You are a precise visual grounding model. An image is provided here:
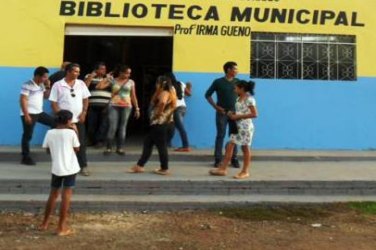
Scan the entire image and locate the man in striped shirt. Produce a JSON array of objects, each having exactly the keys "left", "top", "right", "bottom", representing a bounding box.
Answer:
[{"left": 84, "top": 62, "right": 112, "bottom": 147}]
